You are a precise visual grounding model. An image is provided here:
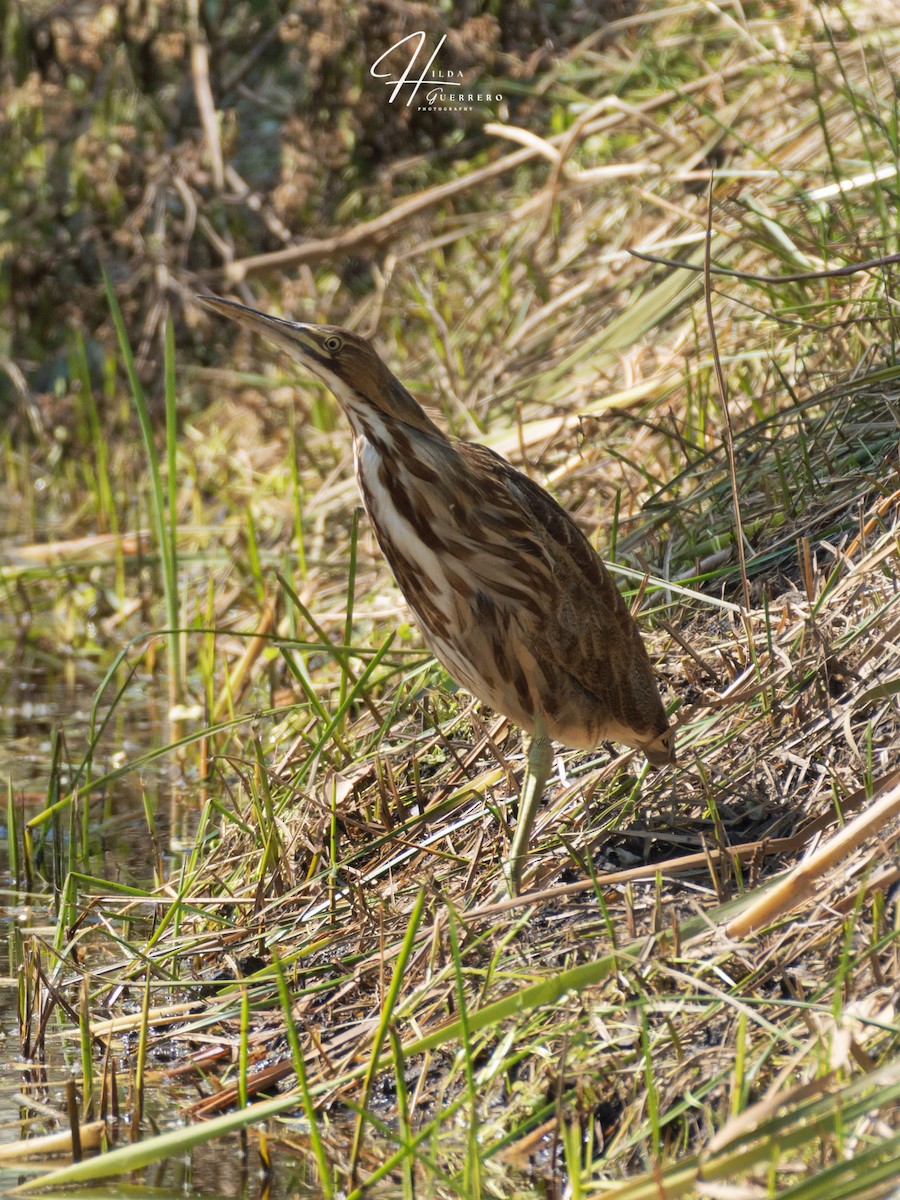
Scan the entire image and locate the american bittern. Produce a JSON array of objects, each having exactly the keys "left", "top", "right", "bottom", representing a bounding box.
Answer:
[{"left": 198, "top": 294, "right": 675, "bottom": 891}]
